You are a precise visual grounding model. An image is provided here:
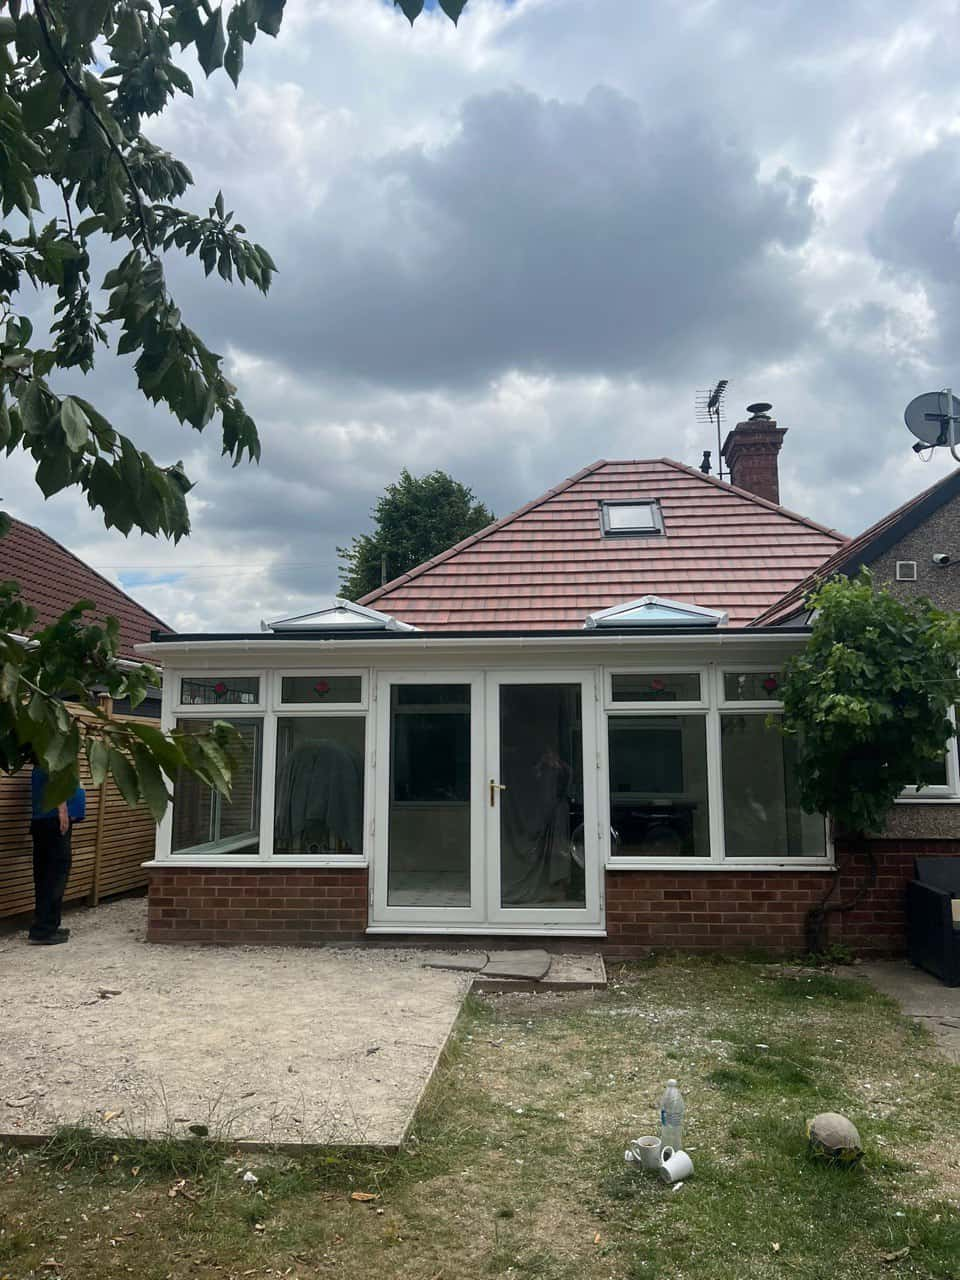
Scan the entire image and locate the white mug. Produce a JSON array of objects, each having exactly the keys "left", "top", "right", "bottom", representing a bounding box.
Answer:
[
  {"left": 659, "top": 1146, "right": 694, "bottom": 1183},
  {"left": 629, "top": 1136, "right": 663, "bottom": 1171}
]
